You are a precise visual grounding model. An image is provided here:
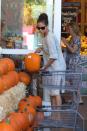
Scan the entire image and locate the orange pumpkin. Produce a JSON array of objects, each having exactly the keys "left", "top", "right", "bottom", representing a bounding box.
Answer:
[
  {"left": 2, "top": 75, "right": 13, "bottom": 90},
  {"left": 20, "top": 105, "right": 36, "bottom": 117},
  {"left": 0, "top": 78, "right": 4, "bottom": 94},
  {"left": 24, "top": 53, "right": 41, "bottom": 73},
  {"left": 18, "top": 71, "right": 31, "bottom": 85},
  {"left": 18, "top": 98, "right": 29, "bottom": 110},
  {"left": 0, "top": 122, "right": 15, "bottom": 131},
  {"left": 19, "top": 105, "right": 36, "bottom": 126},
  {"left": 9, "top": 112, "right": 29, "bottom": 130},
  {"left": 34, "top": 96, "right": 42, "bottom": 107},
  {"left": 7, "top": 71, "right": 19, "bottom": 85},
  {"left": 0, "top": 58, "right": 15, "bottom": 72},
  {"left": 26, "top": 95, "right": 37, "bottom": 108},
  {"left": 4, "top": 116, "right": 20, "bottom": 131},
  {"left": 0, "top": 62, "right": 8, "bottom": 75}
]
